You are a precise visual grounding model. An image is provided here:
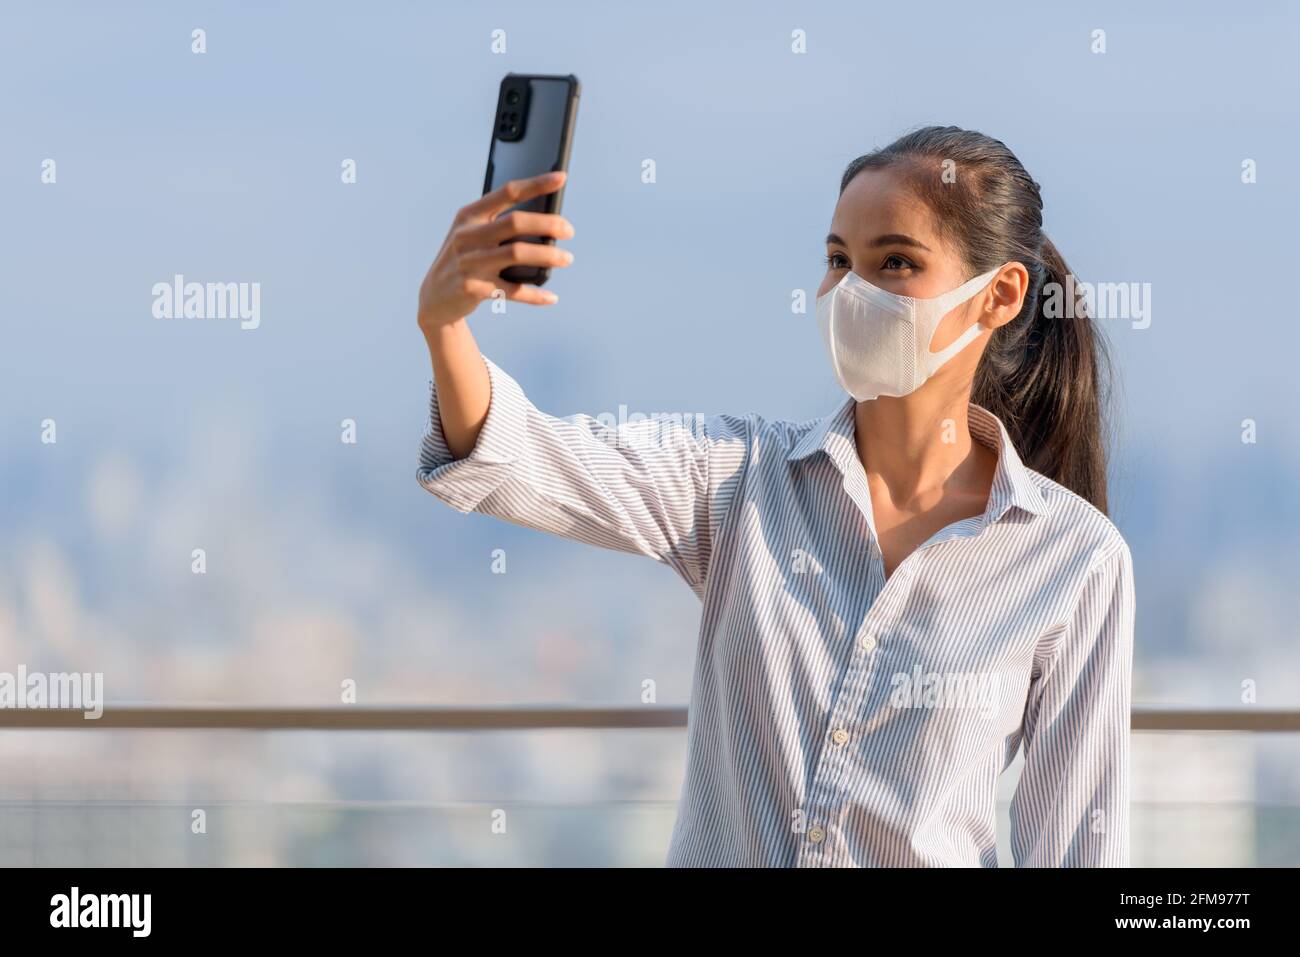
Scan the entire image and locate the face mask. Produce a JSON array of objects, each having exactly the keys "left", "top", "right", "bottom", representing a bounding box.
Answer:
[{"left": 816, "top": 265, "right": 1003, "bottom": 401}]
